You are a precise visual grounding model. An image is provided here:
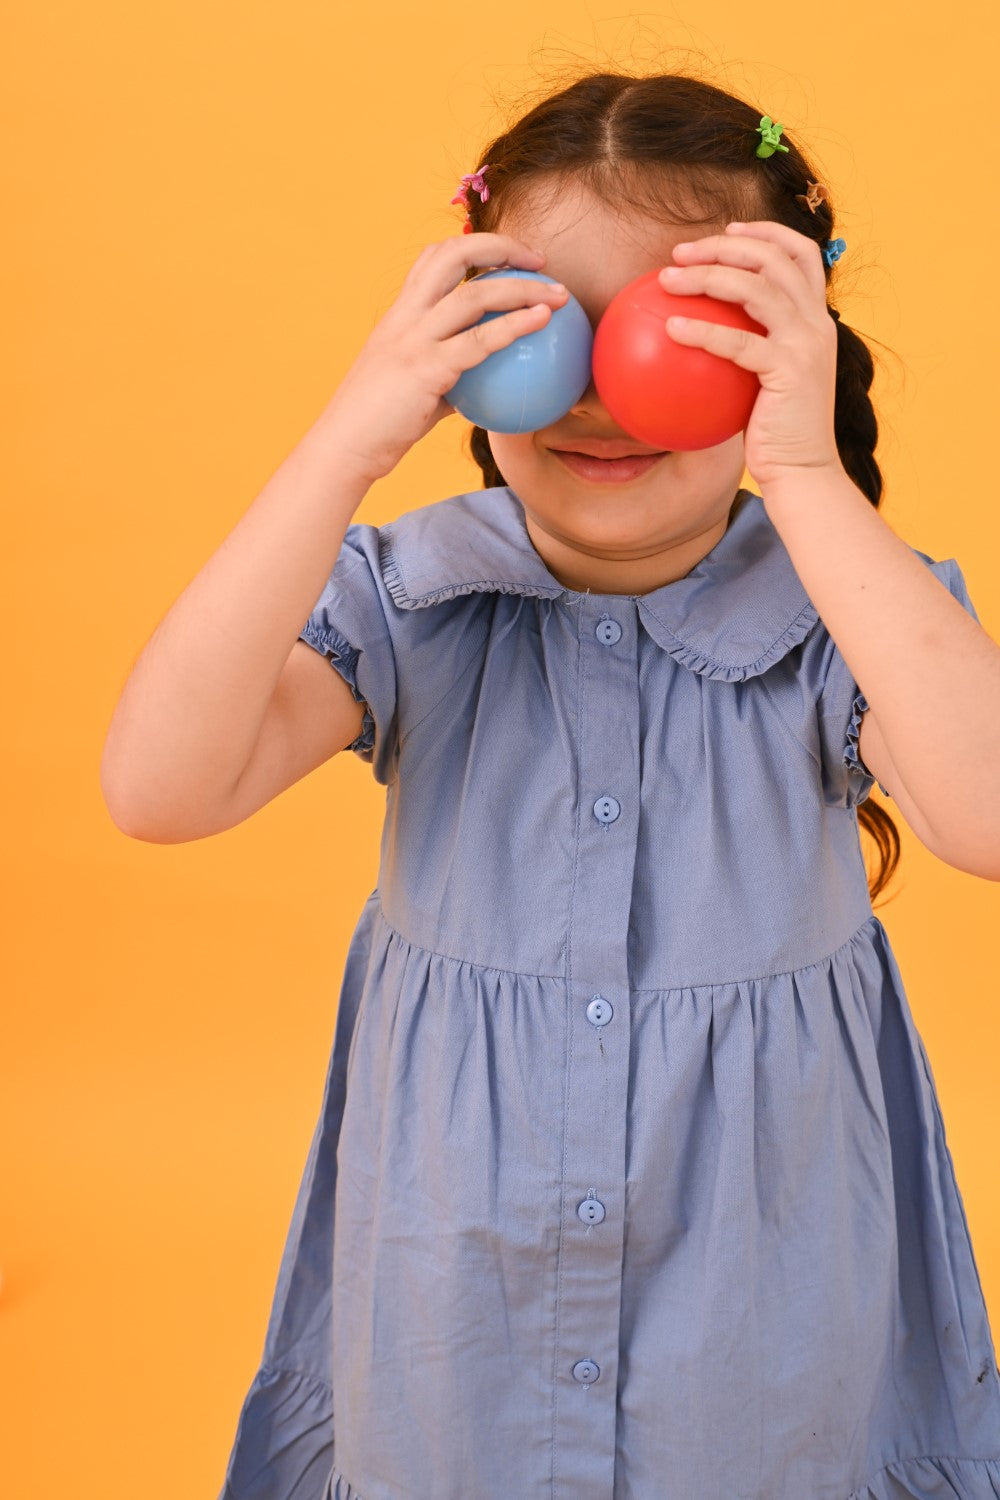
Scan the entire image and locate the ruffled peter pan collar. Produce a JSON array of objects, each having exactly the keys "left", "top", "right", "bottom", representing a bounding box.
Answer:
[{"left": 378, "top": 484, "right": 821, "bottom": 682}]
